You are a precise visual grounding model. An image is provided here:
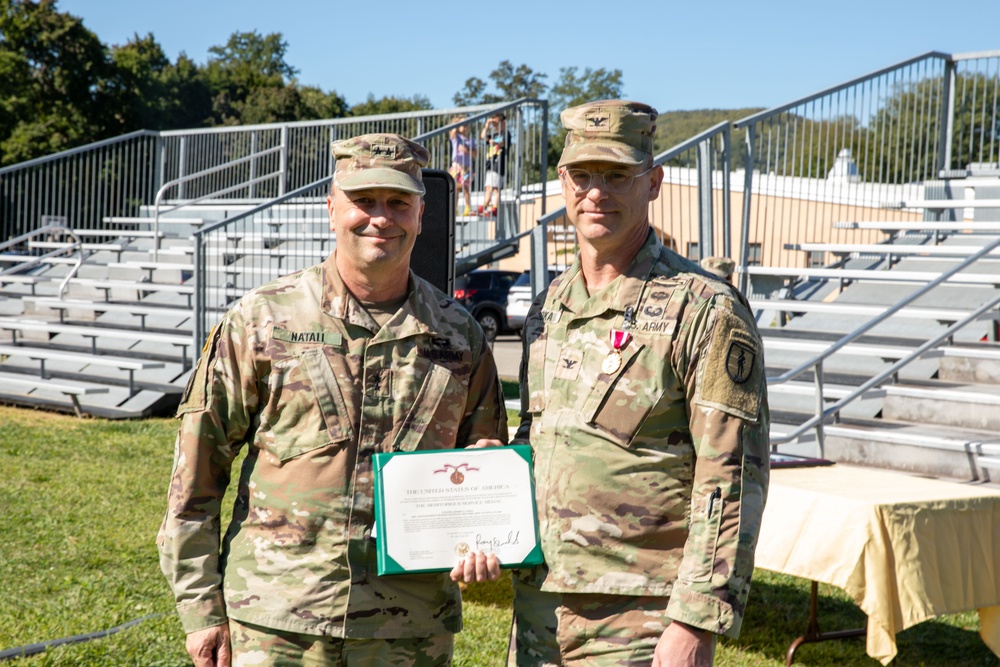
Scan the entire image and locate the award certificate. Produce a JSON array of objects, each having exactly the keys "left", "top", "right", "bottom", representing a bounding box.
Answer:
[{"left": 373, "top": 445, "right": 542, "bottom": 575}]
